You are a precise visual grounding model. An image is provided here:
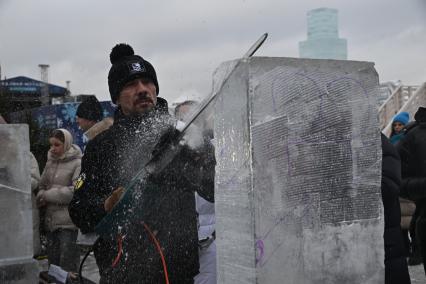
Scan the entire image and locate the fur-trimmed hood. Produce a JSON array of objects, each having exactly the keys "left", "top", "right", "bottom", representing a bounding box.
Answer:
[{"left": 84, "top": 117, "right": 114, "bottom": 141}]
